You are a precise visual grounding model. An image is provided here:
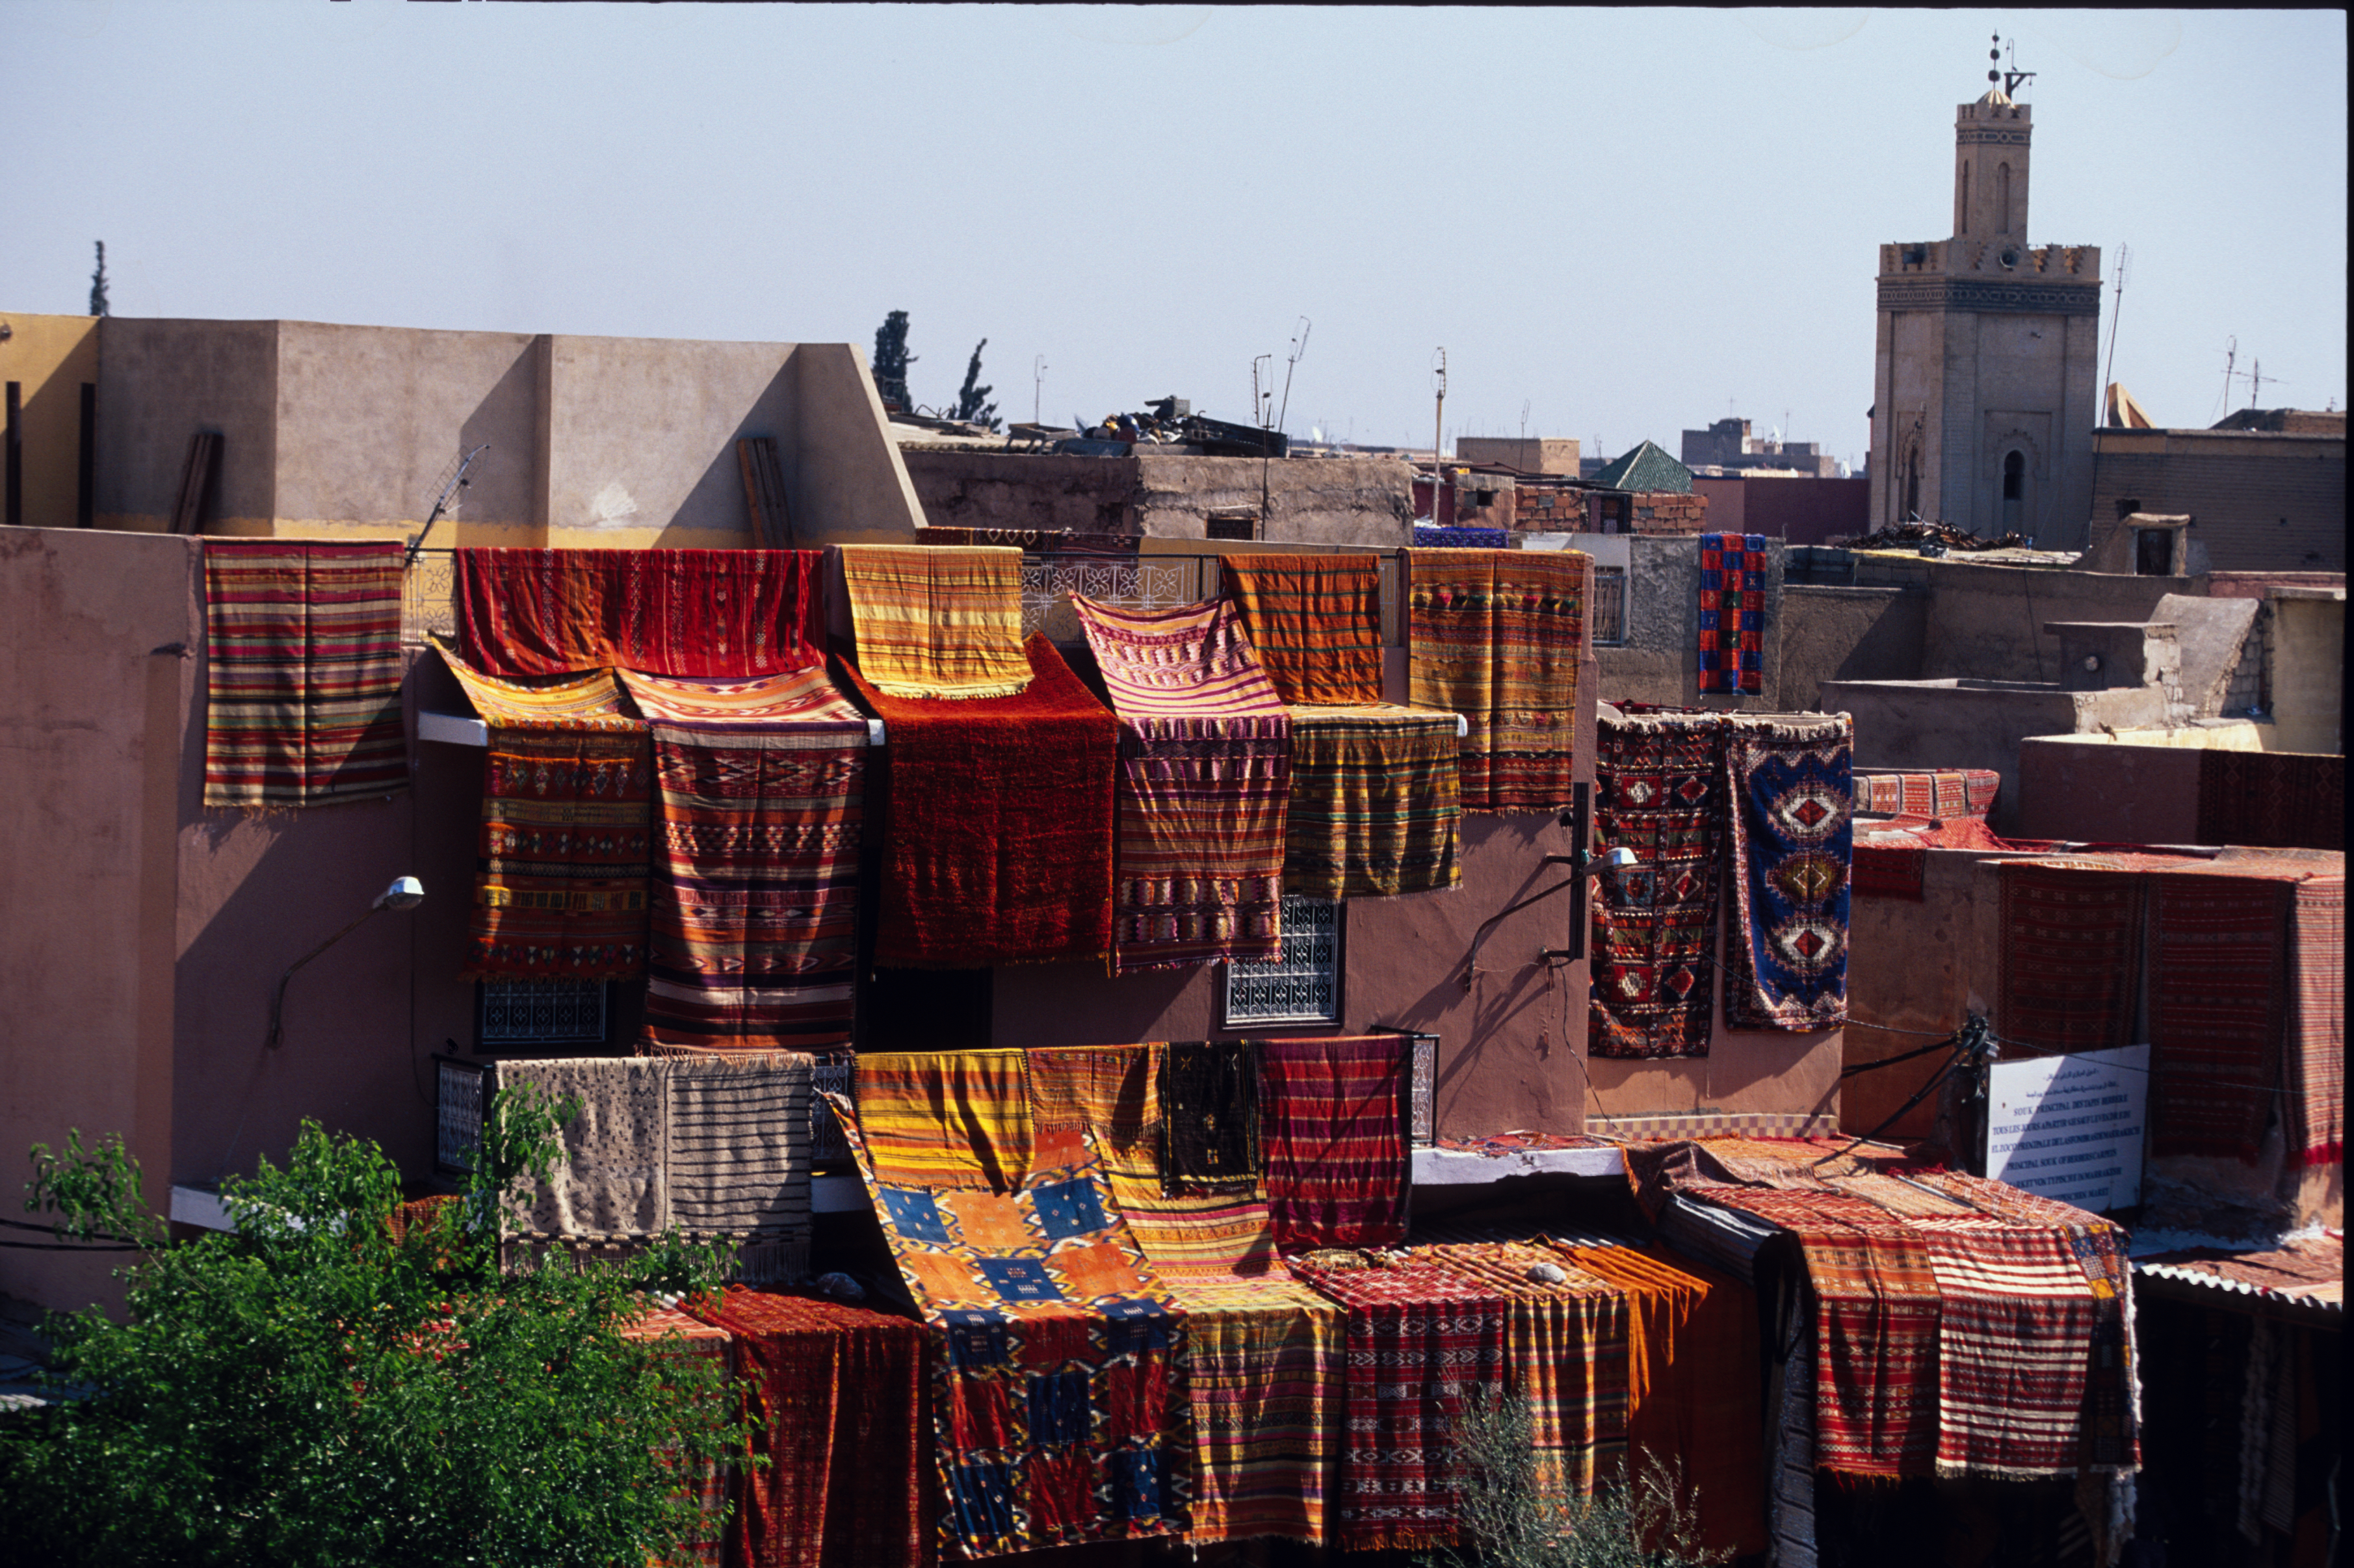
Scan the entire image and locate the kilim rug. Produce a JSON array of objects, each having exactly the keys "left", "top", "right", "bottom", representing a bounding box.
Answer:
[
  {"left": 2285, "top": 876, "right": 2344, "bottom": 1167},
  {"left": 1911, "top": 1220, "right": 2099, "bottom": 1479},
  {"left": 202, "top": 539, "right": 408, "bottom": 807},
  {"left": 2147, "top": 872, "right": 2292, "bottom": 1164},
  {"left": 1160, "top": 1040, "right": 1261, "bottom": 1197},
  {"left": 620, "top": 666, "right": 868, "bottom": 1053},
  {"left": 1071, "top": 597, "right": 1290, "bottom": 974},
  {"left": 1410, "top": 526, "right": 1511, "bottom": 549},
  {"left": 2196, "top": 748, "right": 2345, "bottom": 852},
  {"left": 1029, "top": 1042, "right": 1342, "bottom": 1546},
  {"left": 1851, "top": 837, "right": 1928, "bottom": 900},
  {"left": 454, "top": 547, "right": 824, "bottom": 678},
  {"left": 1218, "top": 553, "right": 1384, "bottom": 706},
  {"left": 664, "top": 1053, "right": 815, "bottom": 1285},
  {"left": 839, "top": 544, "right": 1032, "bottom": 699},
  {"left": 1259, "top": 1036, "right": 1411, "bottom": 1252},
  {"left": 1722, "top": 716, "right": 1852, "bottom": 1032},
  {"left": 844, "top": 634, "right": 1118, "bottom": 968},
  {"left": 854, "top": 1050, "right": 1035, "bottom": 1192},
  {"left": 1287, "top": 1254, "right": 1507, "bottom": 1552},
  {"left": 1855, "top": 768, "right": 2000, "bottom": 820},
  {"left": 618, "top": 1301, "right": 735, "bottom": 1568},
  {"left": 685, "top": 1287, "right": 930, "bottom": 1568},
  {"left": 828, "top": 1097, "right": 1195, "bottom": 1559},
  {"left": 491, "top": 1056, "right": 670, "bottom": 1239},
  {"left": 1549, "top": 1240, "right": 1768, "bottom": 1560},
  {"left": 1589, "top": 714, "right": 1723, "bottom": 1059},
  {"left": 1997, "top": 864, "right": 2147, "bottom": 1056},
  {"left": 1420, "top": 1242, "right": 1629, "bottom": 1508},
  {"left": 1696, "top": 533, "right": 1766, "bottom": 696},
  {"left": 1693, "top": 1188, "right": 1940, "bottom": 1479},
  {"left": 442, "top": 647, "right": 652, "bottom": 980},
  {"left": 1407, "top": 547, "right": 1589, "bottom": 813},
  {"left": 1283, "top": 703, "right": 1461, "bottom": 898}
]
